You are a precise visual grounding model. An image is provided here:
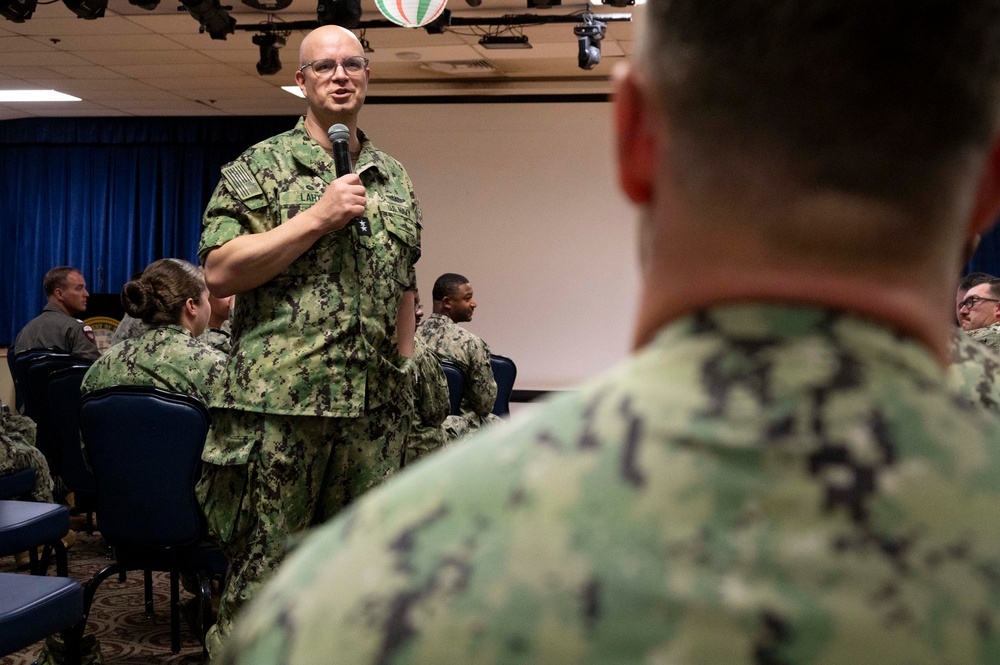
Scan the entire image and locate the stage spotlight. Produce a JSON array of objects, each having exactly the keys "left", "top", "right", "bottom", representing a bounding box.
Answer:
[
  {"left": 62, "top": 0, "right": 107, "bottom": 19},
  {"left": 317, "top": 0, "right": 361, "bottom": 28},
  {"left": 0, "top": 0, "right": 37, "bottom": 22},
  {"left": 573, "top": 17, "right": 606, "bottom": 70},
  {"left": 181, "top": 0, "right": 235, "bottom": 40},
  {"left": 253, "top": 32, "right": 284, "bottom": 76}
]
